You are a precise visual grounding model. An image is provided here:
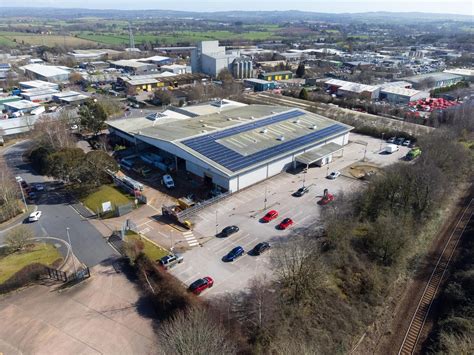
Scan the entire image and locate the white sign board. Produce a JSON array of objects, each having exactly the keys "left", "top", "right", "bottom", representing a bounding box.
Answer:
[{"left": 102, "top": 201, "right": 112, "bottom": 212}]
